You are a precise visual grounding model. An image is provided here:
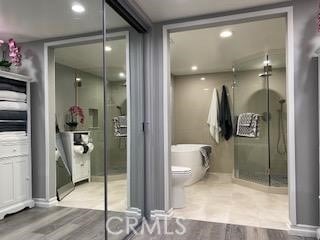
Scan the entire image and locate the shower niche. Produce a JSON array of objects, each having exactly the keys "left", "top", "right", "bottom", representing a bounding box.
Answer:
[{"left": 233, "top": 51, "right": 287, "bottom": 188}]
